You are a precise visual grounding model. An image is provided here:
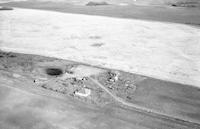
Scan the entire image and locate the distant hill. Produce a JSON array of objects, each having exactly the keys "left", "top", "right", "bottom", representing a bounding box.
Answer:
[{"left": 135, "top": 0, "right": 200, "bottom": 7}]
